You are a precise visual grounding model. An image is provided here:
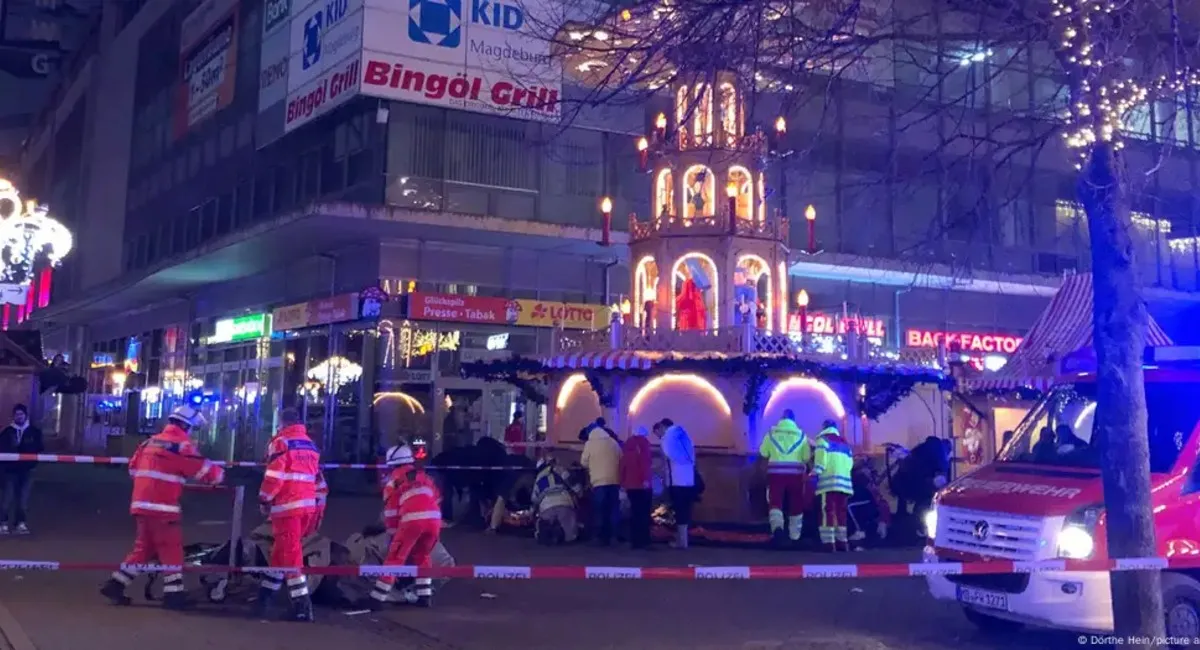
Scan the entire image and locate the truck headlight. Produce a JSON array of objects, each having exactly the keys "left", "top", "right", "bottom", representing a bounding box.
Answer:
[
  {"left": 1057, "top": 526, "right": 1095, "bottom": 559},
  {"left": 1058, "top": 505, "right": 1102, "bottom": 559},
  {"left": 923, "top": 506, "right": 938, "bottom": 540}
]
